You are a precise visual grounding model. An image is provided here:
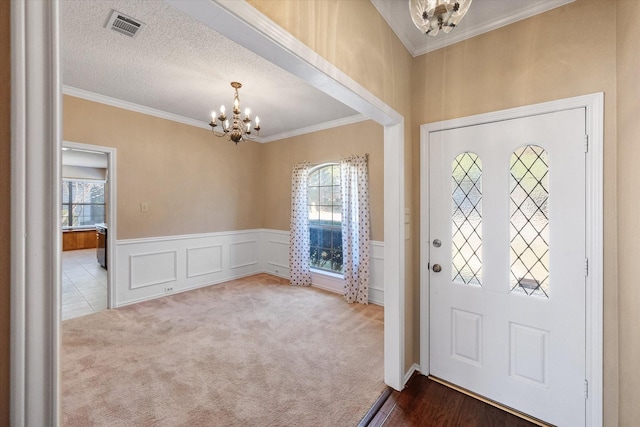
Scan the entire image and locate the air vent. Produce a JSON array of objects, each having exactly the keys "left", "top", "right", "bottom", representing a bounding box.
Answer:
[{"left": 105, "top": 10, "right": 145, "bottom": 38}]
